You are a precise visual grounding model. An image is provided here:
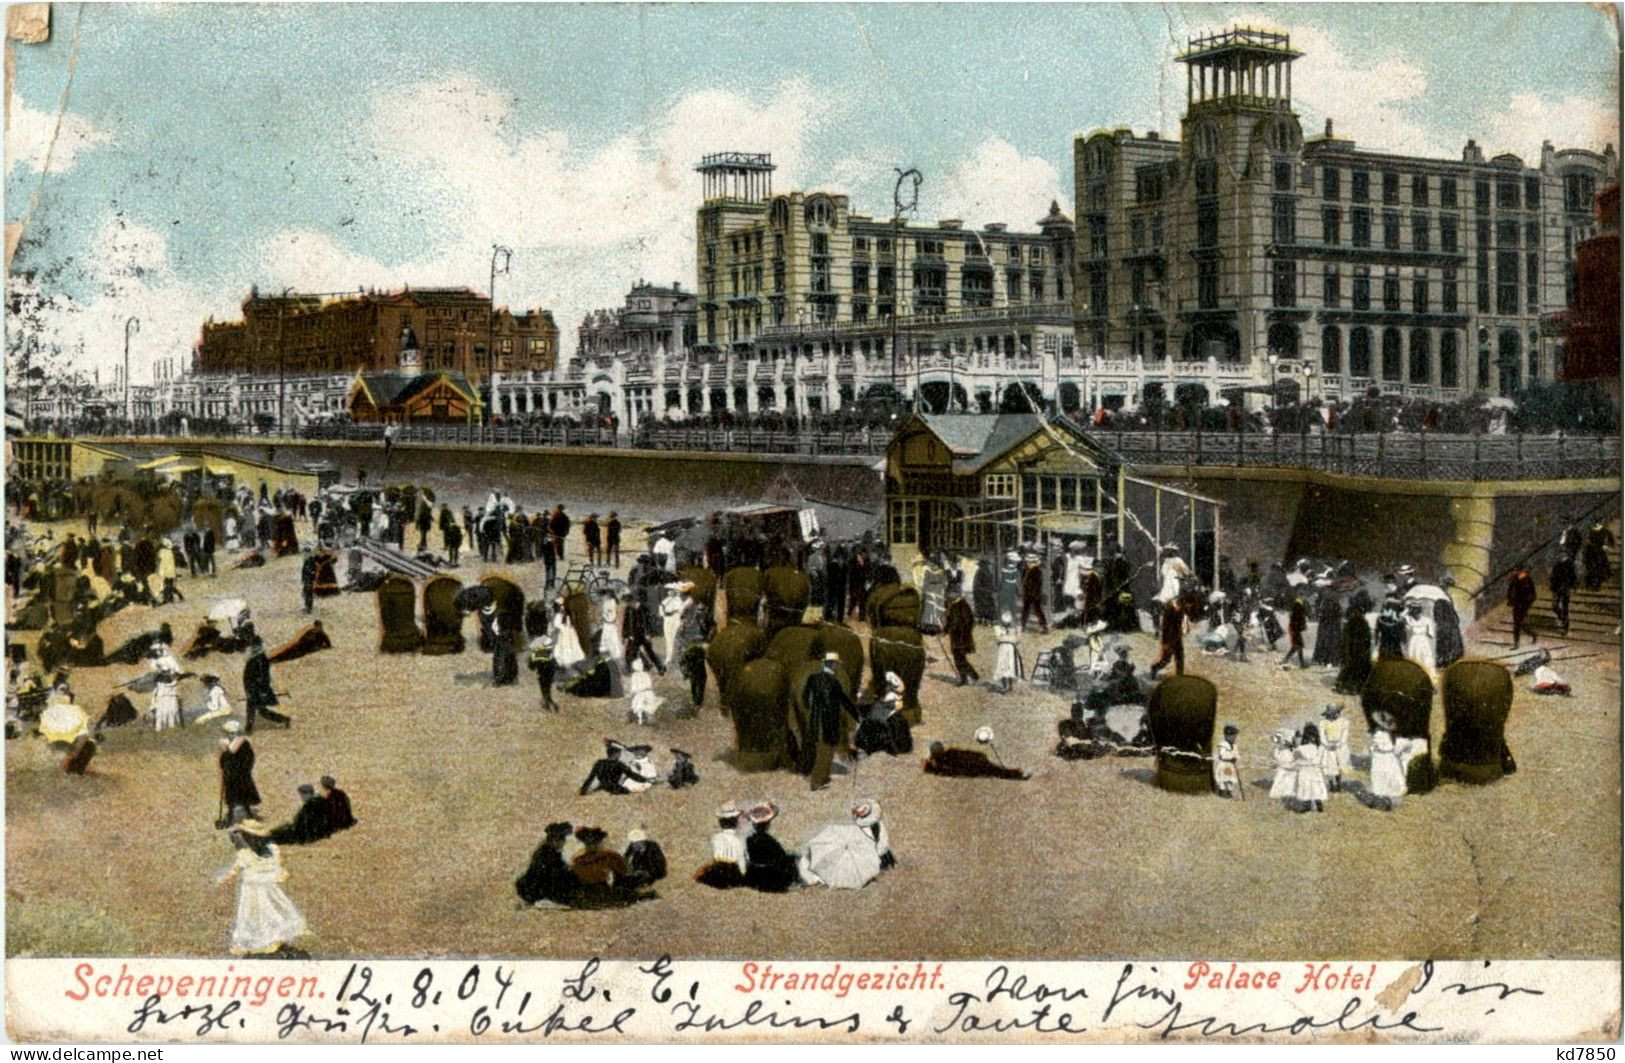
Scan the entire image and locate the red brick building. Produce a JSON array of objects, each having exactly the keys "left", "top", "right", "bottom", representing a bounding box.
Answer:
[
  {"left": 1561, "top": 183, "right": 1620, "bottom": 400},
  {"left": 196, "top": 286, "right": 558, "bottom": 384}
]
